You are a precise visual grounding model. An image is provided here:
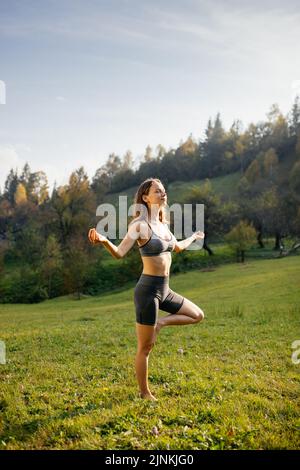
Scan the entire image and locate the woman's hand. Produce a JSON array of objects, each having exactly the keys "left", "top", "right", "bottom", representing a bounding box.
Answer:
[
  {"left": 88, "top": 228, "right": 107, "bottom": 245},
  {"left": 193, "top": 230, "right": 205, "bottom": 240}
]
